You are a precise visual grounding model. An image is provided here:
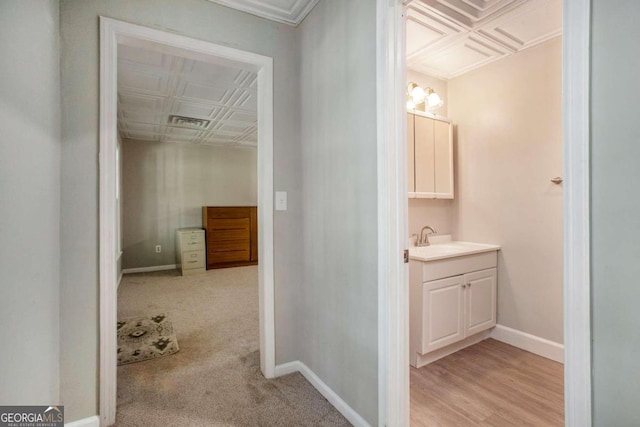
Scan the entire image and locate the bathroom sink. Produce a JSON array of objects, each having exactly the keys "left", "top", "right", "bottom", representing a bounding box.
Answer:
[{"left": 409, "top": 239, "right": 500, "bottom": 262}]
